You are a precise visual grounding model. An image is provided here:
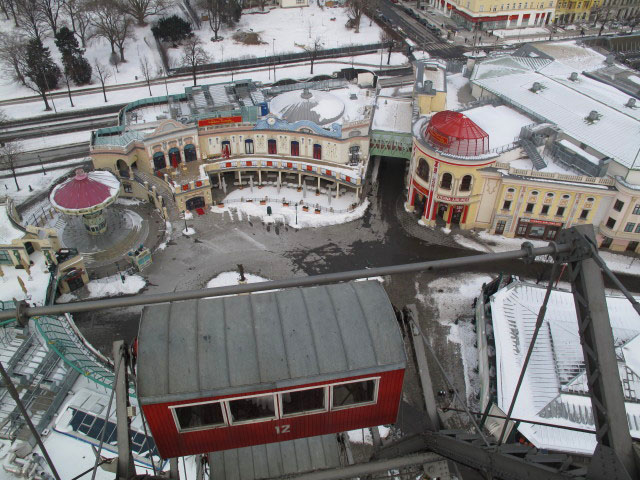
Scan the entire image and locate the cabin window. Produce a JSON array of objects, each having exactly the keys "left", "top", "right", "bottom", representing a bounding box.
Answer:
[
  {"left": 281, "top": 387, "right": 326, "bottom": 416},
  {"left": 228, "top": 394, "right": 276, "bottom": 423},
  {"left": 332, "top": 379, "right": 377, "bottom": 409},
  {"left": 174, "top": 402, "right": 225, "bottom": 431}
]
